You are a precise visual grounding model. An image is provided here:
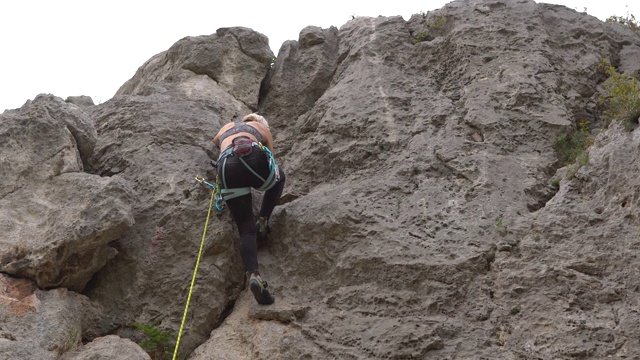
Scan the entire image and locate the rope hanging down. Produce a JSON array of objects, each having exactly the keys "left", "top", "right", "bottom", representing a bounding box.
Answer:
[{"left": 172, "top": 186, "right": 216, "bottom": 360}]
